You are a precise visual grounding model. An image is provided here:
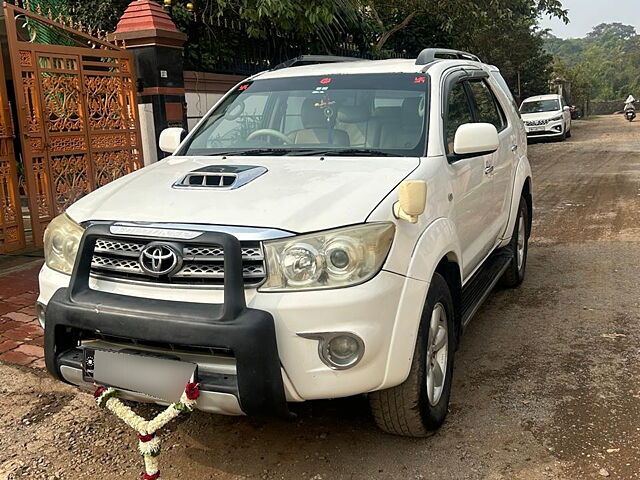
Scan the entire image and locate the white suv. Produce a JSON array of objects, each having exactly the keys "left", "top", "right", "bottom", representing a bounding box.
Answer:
[
  {"left": 38, "top": 49, "right": 532, "bottom": 437},
  {"left": 520, "top": 93, "right": 572, "bottom": 141}
]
